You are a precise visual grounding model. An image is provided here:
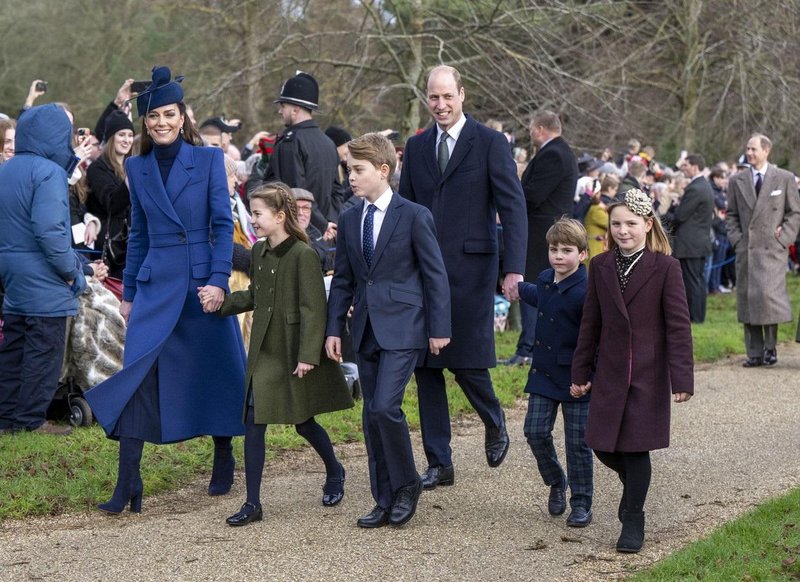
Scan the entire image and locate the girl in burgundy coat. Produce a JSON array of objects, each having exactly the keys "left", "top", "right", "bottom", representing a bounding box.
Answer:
[{"left": 570, "top": 188, "right": 694, "bottom": 553}]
